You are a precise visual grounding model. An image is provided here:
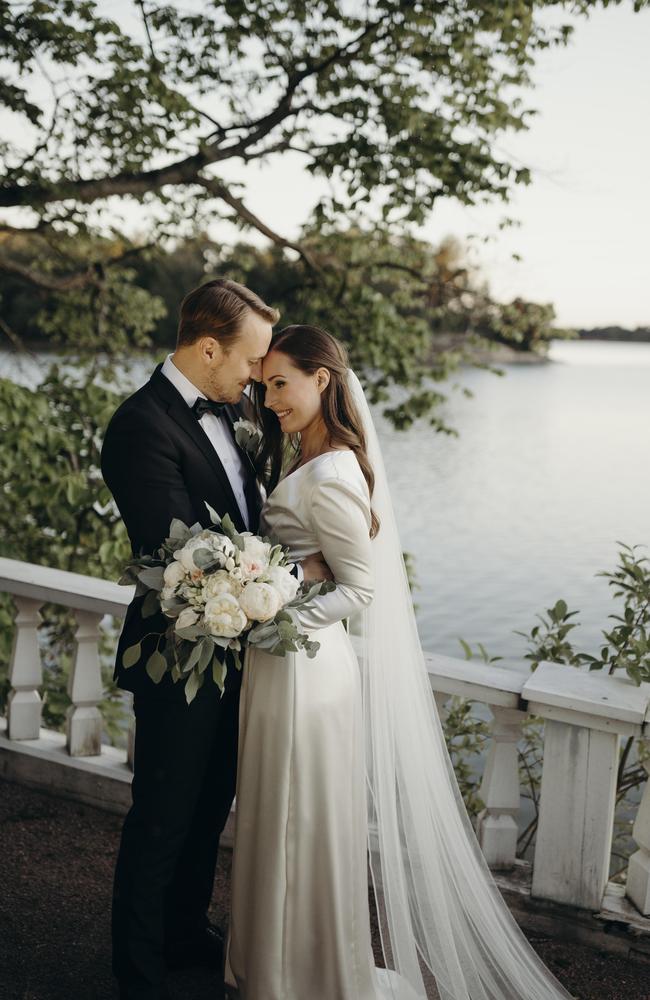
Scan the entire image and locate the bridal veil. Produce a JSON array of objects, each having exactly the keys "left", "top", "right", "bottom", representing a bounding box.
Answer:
[{"left": 347, "top": 369, "right": 573, "bottom": 1000}]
